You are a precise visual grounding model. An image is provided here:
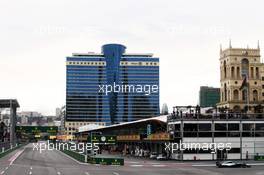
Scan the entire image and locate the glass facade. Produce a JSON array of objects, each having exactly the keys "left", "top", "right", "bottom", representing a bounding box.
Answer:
[
  {"left": 199, "top": 86, "right": 220, "bottom": 107},
  {"left": 66, "top": 44, "right": 160, "bottom": 125}
]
